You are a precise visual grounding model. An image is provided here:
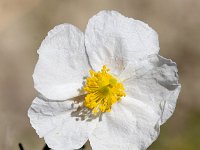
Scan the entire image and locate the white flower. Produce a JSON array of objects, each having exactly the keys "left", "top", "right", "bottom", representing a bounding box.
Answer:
[{"left": 28, "top": 10, "right": 181, "bottom": 150}]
